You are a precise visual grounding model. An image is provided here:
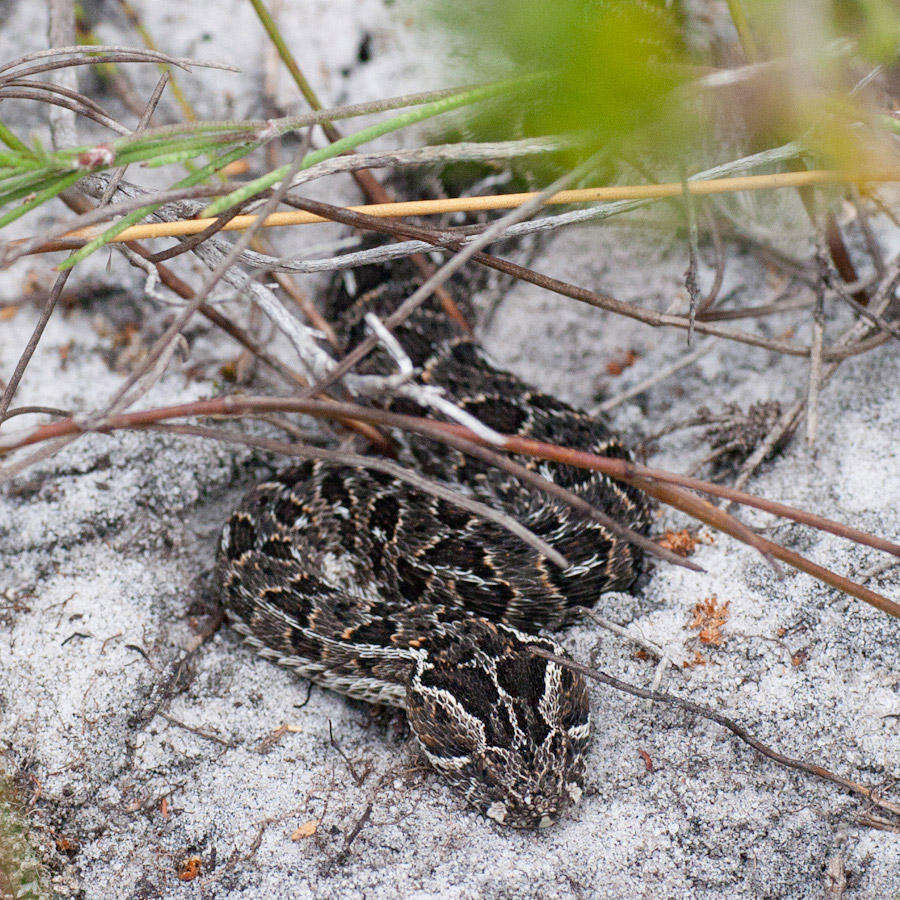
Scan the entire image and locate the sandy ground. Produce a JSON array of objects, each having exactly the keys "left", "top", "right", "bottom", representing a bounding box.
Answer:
[{"left": 0, "top": 2, "right": 897, "bottom": 897}]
